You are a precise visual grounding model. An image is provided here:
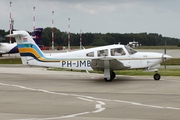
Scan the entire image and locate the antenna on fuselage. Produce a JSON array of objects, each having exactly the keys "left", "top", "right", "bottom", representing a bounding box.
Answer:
[{"left": 82, "top": 46, "right": 85, "bottom": 49}]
